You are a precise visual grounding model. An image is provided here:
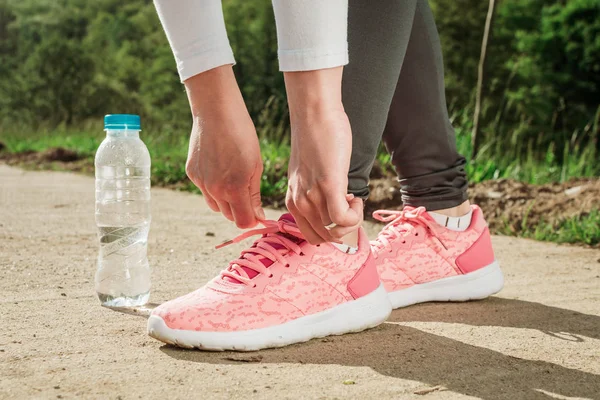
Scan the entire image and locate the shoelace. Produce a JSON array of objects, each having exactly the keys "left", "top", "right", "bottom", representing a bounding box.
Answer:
[
  {"left": 216, "top": 219, "right": 304, "bottom": 287},
  {"left": 370, "top": 207, "right": 447, "bottom": 258}
]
